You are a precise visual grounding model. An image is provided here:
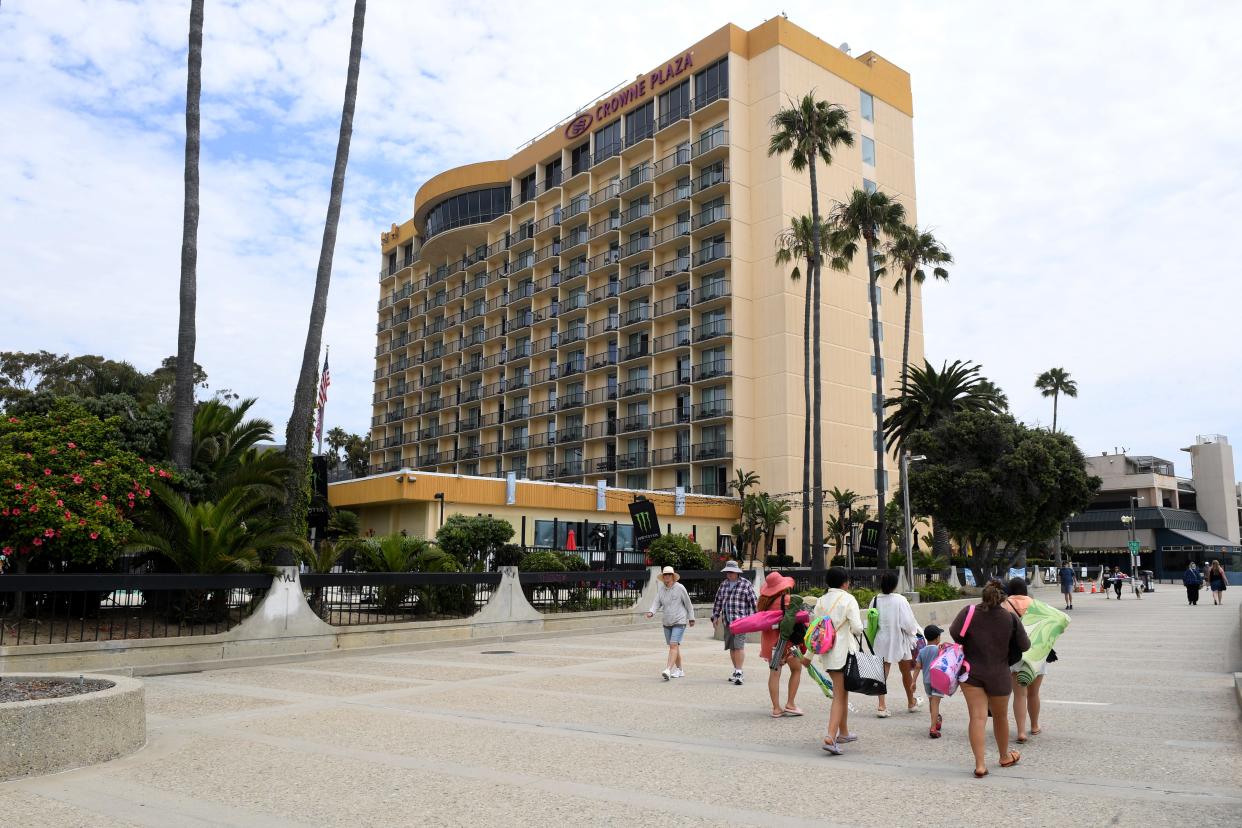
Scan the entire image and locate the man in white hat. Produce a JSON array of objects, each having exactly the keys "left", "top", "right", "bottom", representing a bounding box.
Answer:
[{"left": 711, "top": 560, "right": 758, "bottom": 685}]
